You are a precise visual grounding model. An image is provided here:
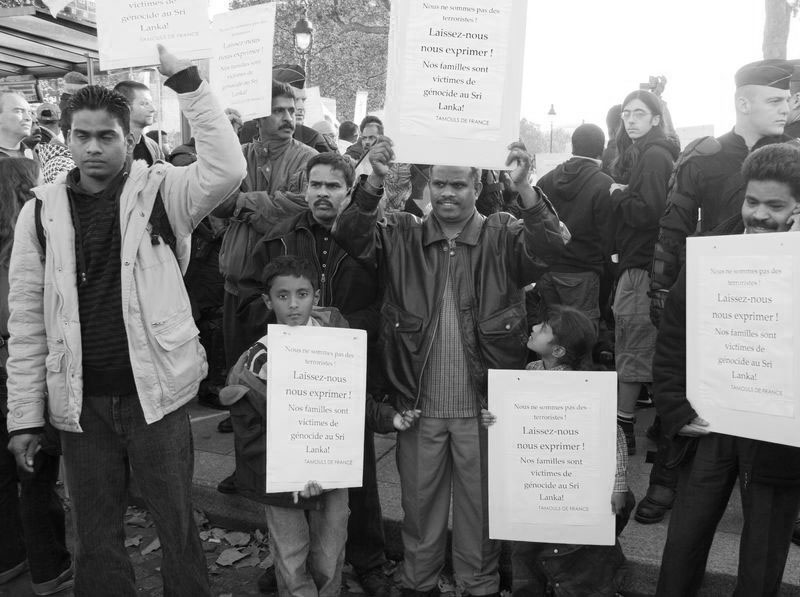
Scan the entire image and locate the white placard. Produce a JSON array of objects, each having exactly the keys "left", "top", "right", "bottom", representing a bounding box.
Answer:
[
  {"left": 266, "top": 325, "right": 367, "bottom": 492},
  {"left": 303, "top": 86, "right": 325, "bottom": 129},
  {"left": 321, "top": 97, "right": 338, "bottom": 125},
  {"left": 686, "top": 233, "right": 800, "bottom": 446},
  {"left": 354, "top": 90, "right": 369, "bottom": 124},
  {"left": 210, "top": 4, "right": 275, "bottom": 122},
  {"left": 385, "top": 0, "right": 527, "bottom": 169},
  {"left": 97, "top": 0, "right": 211, "bottom": 70},
  {"left": 489, "top": 370, "right": 617, "bottom": 546}
]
